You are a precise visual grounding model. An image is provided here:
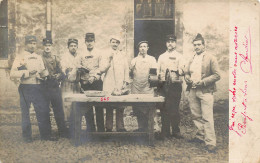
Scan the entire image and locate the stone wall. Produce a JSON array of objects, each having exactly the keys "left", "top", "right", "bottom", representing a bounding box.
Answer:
[
  {"left": 0, "top": 0, "right": 229, "bottom": 111},
  {"left": 181, "top": 1, "right": 229, "bottom": 102}
]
